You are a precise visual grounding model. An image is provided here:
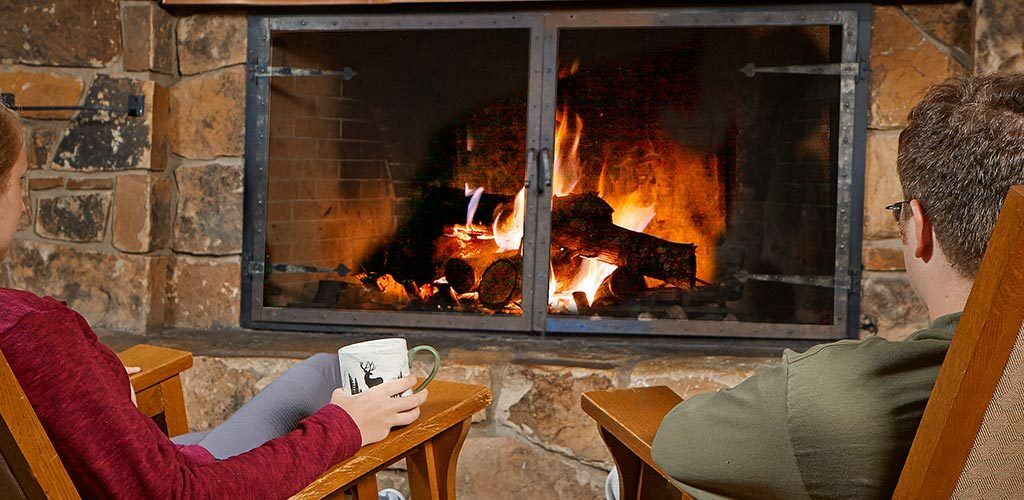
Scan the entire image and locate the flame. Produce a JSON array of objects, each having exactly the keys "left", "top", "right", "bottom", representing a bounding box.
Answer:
[
  {"left": 553, "top": 106, "right": 584, "bottom": 197},
  {"left": 464, "top": 184, "right": 484, "bottom": 227},
  {"left": 493, "top": 187, "right": 526, "bottom": 252},
  {"left": 452, "top": 184, "right": 489, "bottom": 242},
  {"left": 558, "top": 58, "right": 581, "bottom": 79}
]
